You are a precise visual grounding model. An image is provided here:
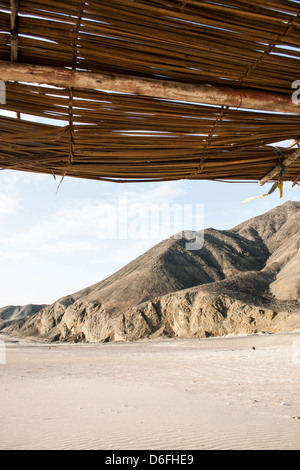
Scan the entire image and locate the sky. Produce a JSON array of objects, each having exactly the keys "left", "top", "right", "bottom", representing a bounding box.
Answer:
[
  {"left": 0, "top": 168, "right": 299, "bottom": 307},
  {"left": 0, "top": 0, "right": 300, "bottom": 309}
]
